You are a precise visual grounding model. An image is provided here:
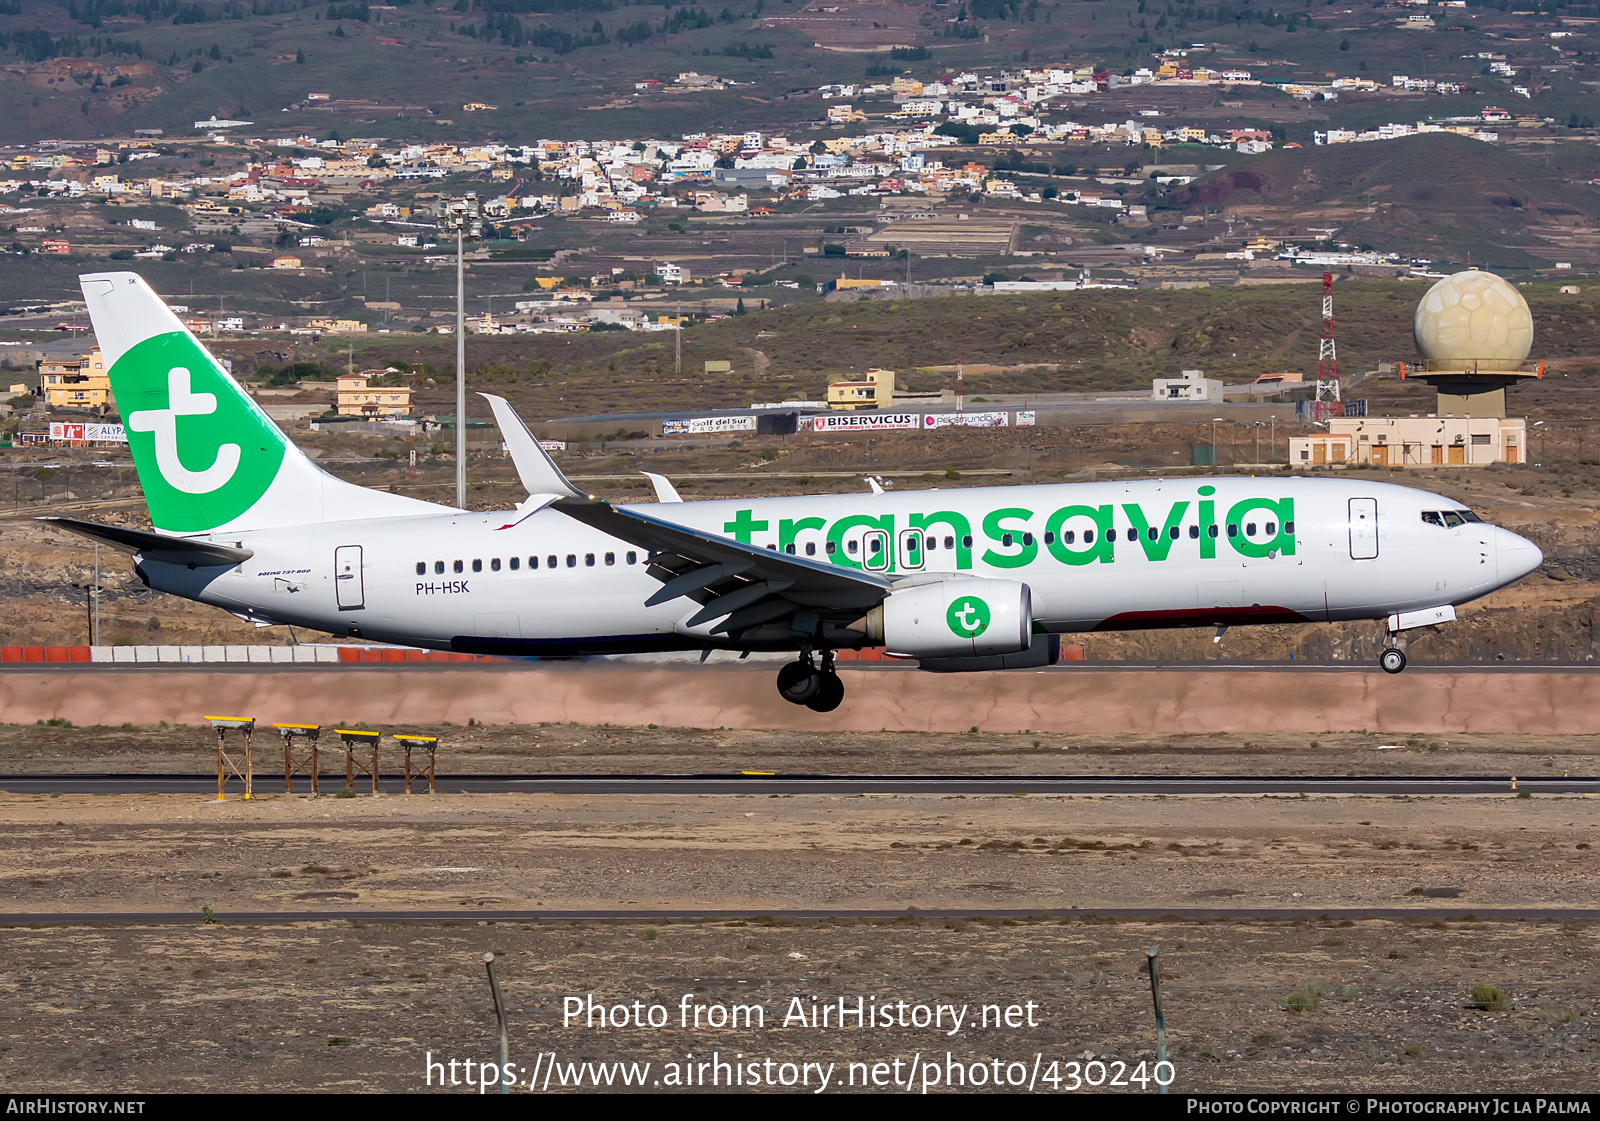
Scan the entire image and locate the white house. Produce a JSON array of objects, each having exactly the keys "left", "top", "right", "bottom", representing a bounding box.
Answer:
[{"left": 1152, "top": 369, "right": 1224, "bottom": 402}]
